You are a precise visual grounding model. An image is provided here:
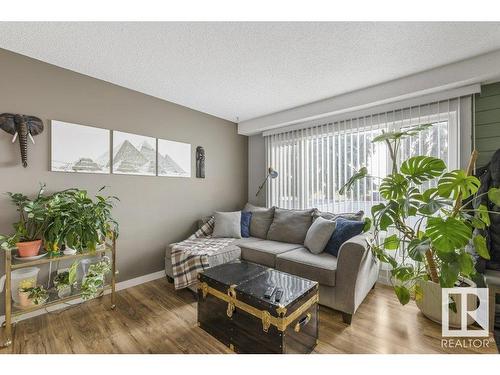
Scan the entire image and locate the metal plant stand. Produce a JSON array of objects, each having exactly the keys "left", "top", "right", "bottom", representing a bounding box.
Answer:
[{"left": 1, "top": 236, "right": 117, "bottom": 348}]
